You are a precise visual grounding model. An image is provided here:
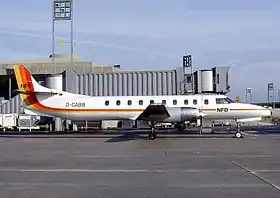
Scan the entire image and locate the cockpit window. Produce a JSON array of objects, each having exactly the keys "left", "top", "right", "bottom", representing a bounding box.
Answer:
[
  {"left": 216, "top": 97, "right": 235, "bottom": 104},
  {"left": 225, "top": 97, "right": 235, "bottom": 103}
]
